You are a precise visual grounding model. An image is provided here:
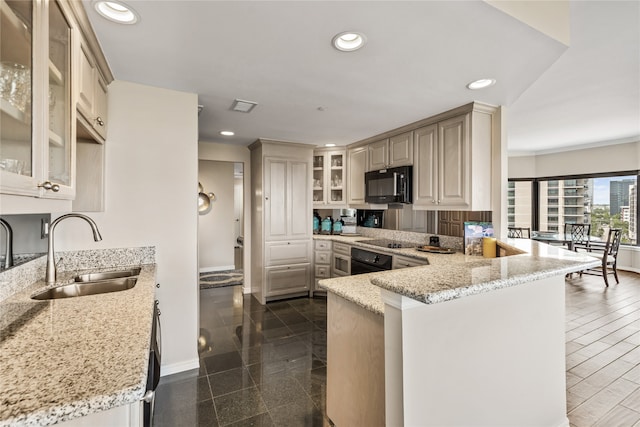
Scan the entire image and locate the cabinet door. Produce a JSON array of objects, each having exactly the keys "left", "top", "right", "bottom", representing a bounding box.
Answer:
[
  {"left": 77, "top": 41, "right": 95, "bottom": 121},
  {"left": 438, "top": 114, "right": 469, "bottom": 207},
  {"left": 347, "top": 146, "right": 367, "bottom": 205},
  {"left": 289, "top": 160, "right": 310, "bottom": 238},
  {"left": 389, "top": 131, "right": 413, "bottom": 167},
  {"left": 46, "top": 0, "right": 74, "bottom": 198},
  {"left": 368, "top": 139, "right": 388, "bottom": 171},
  {"left": 0, "top": 0, "right": 39, "bottom": 196},
  {"left": 312, "top": 153, "right": 325, "bottom": 206},
  {"left": 327, "top": 151, "right": 346, "bottom": 205},
  {"left": 94, "top": 73, "right": 108, "bottom": 140},
  {"left": 265, "top": 264, "right": 310, "bottom": 296},
  {"left": 413, "top": 124, "right": 438, "bottom": 207},
  {"left": 264, "top": 158, "right": 288, "bottom": 240}
]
